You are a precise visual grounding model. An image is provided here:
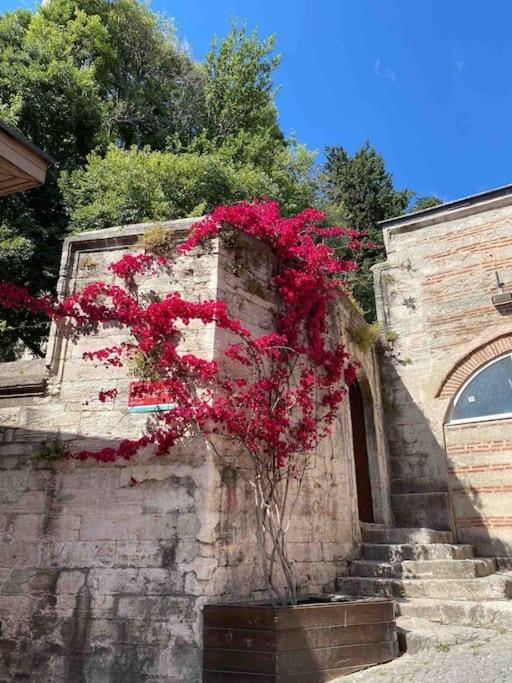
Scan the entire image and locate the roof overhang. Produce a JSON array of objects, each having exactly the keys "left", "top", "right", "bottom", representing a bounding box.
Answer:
[
  {"left": 378, "top": 182, "right": 512, "bottom": 239},
  {"left": 0, "top": 121, "right": 54, "bottom": 196}
]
